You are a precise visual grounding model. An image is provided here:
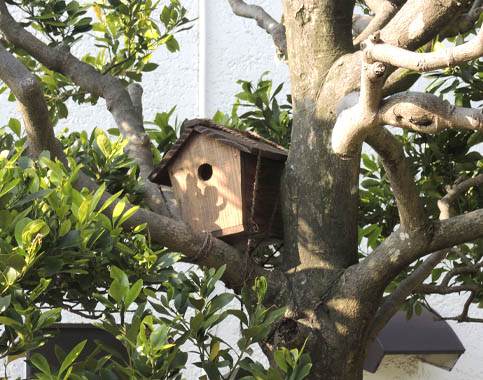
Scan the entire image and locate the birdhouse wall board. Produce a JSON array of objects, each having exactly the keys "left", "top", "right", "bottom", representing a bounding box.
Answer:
[{"left": 168, "top": 133, "right": 244, "bottom": 237}]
